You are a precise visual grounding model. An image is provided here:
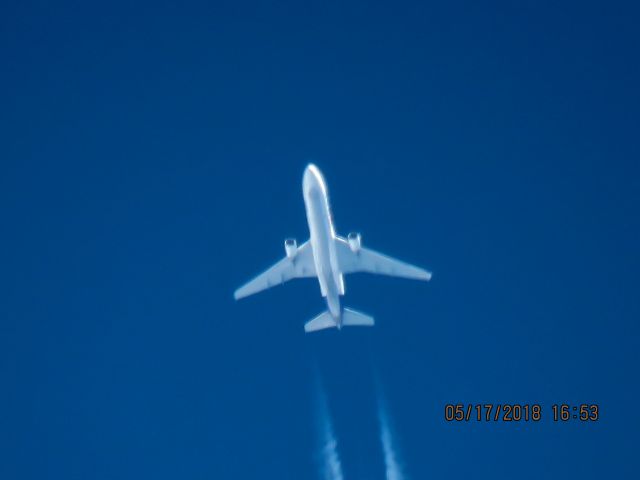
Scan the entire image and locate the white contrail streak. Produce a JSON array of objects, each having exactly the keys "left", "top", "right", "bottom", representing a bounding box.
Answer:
[
  {"left": 314, "top": 377, "right": 344, "bottom": 480},
  {"left": 377, "top": 387, "right": 406, "bottom": 480}
]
